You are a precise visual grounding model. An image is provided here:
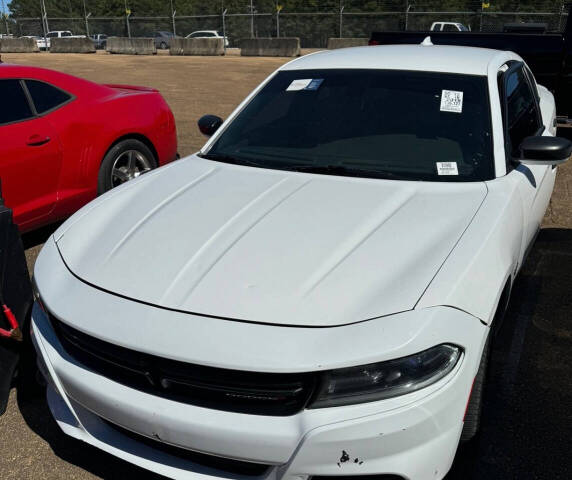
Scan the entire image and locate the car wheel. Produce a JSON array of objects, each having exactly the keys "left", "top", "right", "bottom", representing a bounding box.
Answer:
[
  {"left": 160, "top": 41, "right": 168, "bottom": 49},
  {"left": 460, "top": 335, "right": 490, "bottom": 443},
  {"left": 98, "top": 139, "right": 157, "bottom": 194}
]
